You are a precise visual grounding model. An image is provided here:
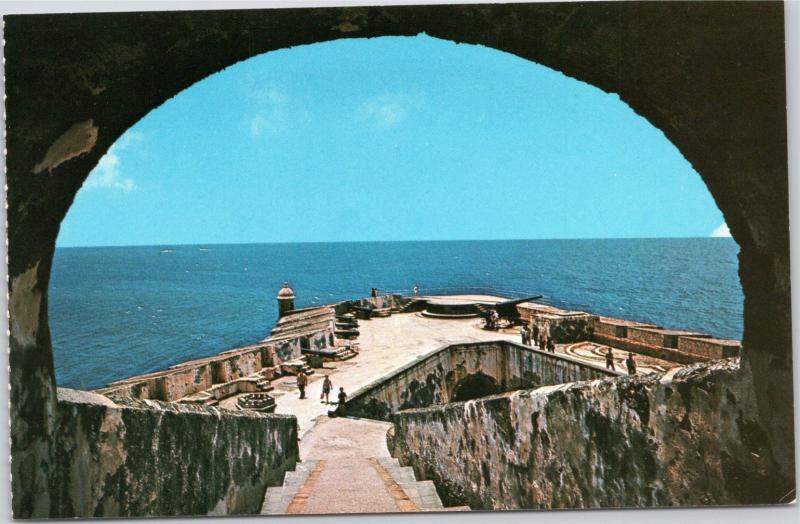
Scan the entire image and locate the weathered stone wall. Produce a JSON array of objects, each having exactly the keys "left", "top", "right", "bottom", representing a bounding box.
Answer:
[
  {"left": 347, "top": 341, "right": 619, "bottom": 420},
  {"left": 96, "top": 317, "right": 337, "bottom": 402},
  {"left": 591, "top": 332, "right": 702, "bottom": 365},
  {"left": 272, "top": 337, "right": 303, "bottom": 362},
  {"left": 592, "top": 317, "right": 658, "bottom": 339},
  {"left": 628, "top": 327, "right": 671, "bottom": 347},
  {"left": 678, "top": 337, "right": 741, "bottom": 360},
  {"left": 52, "top": 388, "right": 299, "bottom": 517},
  {"left": 391, "top": 360, "right": 793, "bottom": 509},
  {"left": 96, "top": 343, "right": 275, "bottom": 401},
  {"left": 593, "top": 319, "right": 621, "bottom": 338},
  {"left": 504, "top": 343, "right": 618, "bottom": 389}
]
